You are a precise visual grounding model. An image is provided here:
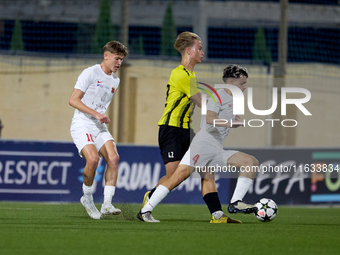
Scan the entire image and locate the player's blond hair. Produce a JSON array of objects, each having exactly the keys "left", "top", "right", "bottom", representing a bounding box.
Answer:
[
  {"left": 174, "top": 32, "right": 201, "bottom": 55},
  {"left": 103, "top": 41, "right": 128, "bottom": 56}
]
